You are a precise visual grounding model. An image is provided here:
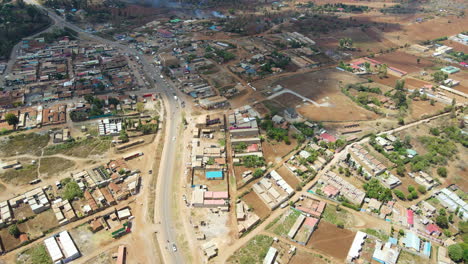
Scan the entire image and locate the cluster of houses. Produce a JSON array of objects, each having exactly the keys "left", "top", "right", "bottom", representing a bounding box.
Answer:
[
  {"left": 316, "top": 170, "right": 366, "bottom": 205},
  {"left": 435, "top": 187, "right": 468, "bottom": 220},
  {"left": 286, "top": 142, "right": 333, "bottom": 175},
  {"left": 253, "top": 170, "right": 294, "bottom": 210},
  {"left": 2, "top": 37, "right": 136, "bottom": 109},
  {"left": 287, "top": 196, "right": 325, "bottom": 245},
  {"left": 0, "top": 157, "right": 141, "bottom": 252},
  {"left": 235, "top": 200, "right": 260, "bottom": 235},
  {"left": 189, "top": 115, "right": 229, "bottom": 210},
  {"left": 0, "top": 104, "right": 67, "bottom": 131}
]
